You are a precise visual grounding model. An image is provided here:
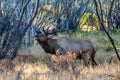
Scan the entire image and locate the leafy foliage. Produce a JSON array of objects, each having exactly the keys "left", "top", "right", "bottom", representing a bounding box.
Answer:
[
  {"left": 79, "top": 13, "right": 90, "bottom": 27},
  {"left": 79, "top": 13, "right": 100, "bottom": 30}
]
